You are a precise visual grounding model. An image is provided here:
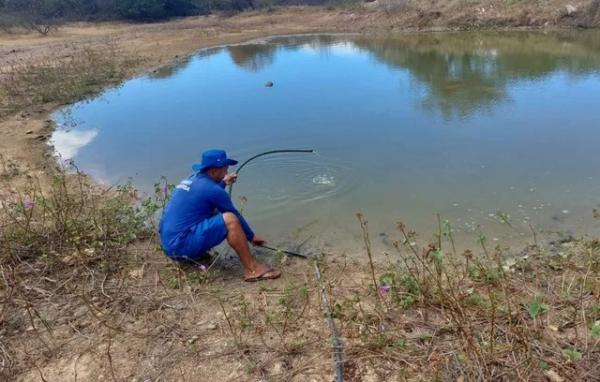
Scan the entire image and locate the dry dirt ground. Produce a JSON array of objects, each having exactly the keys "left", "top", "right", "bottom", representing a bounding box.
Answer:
[{"left": 1, "top": 5, "right": 600, "bottom": 382}]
